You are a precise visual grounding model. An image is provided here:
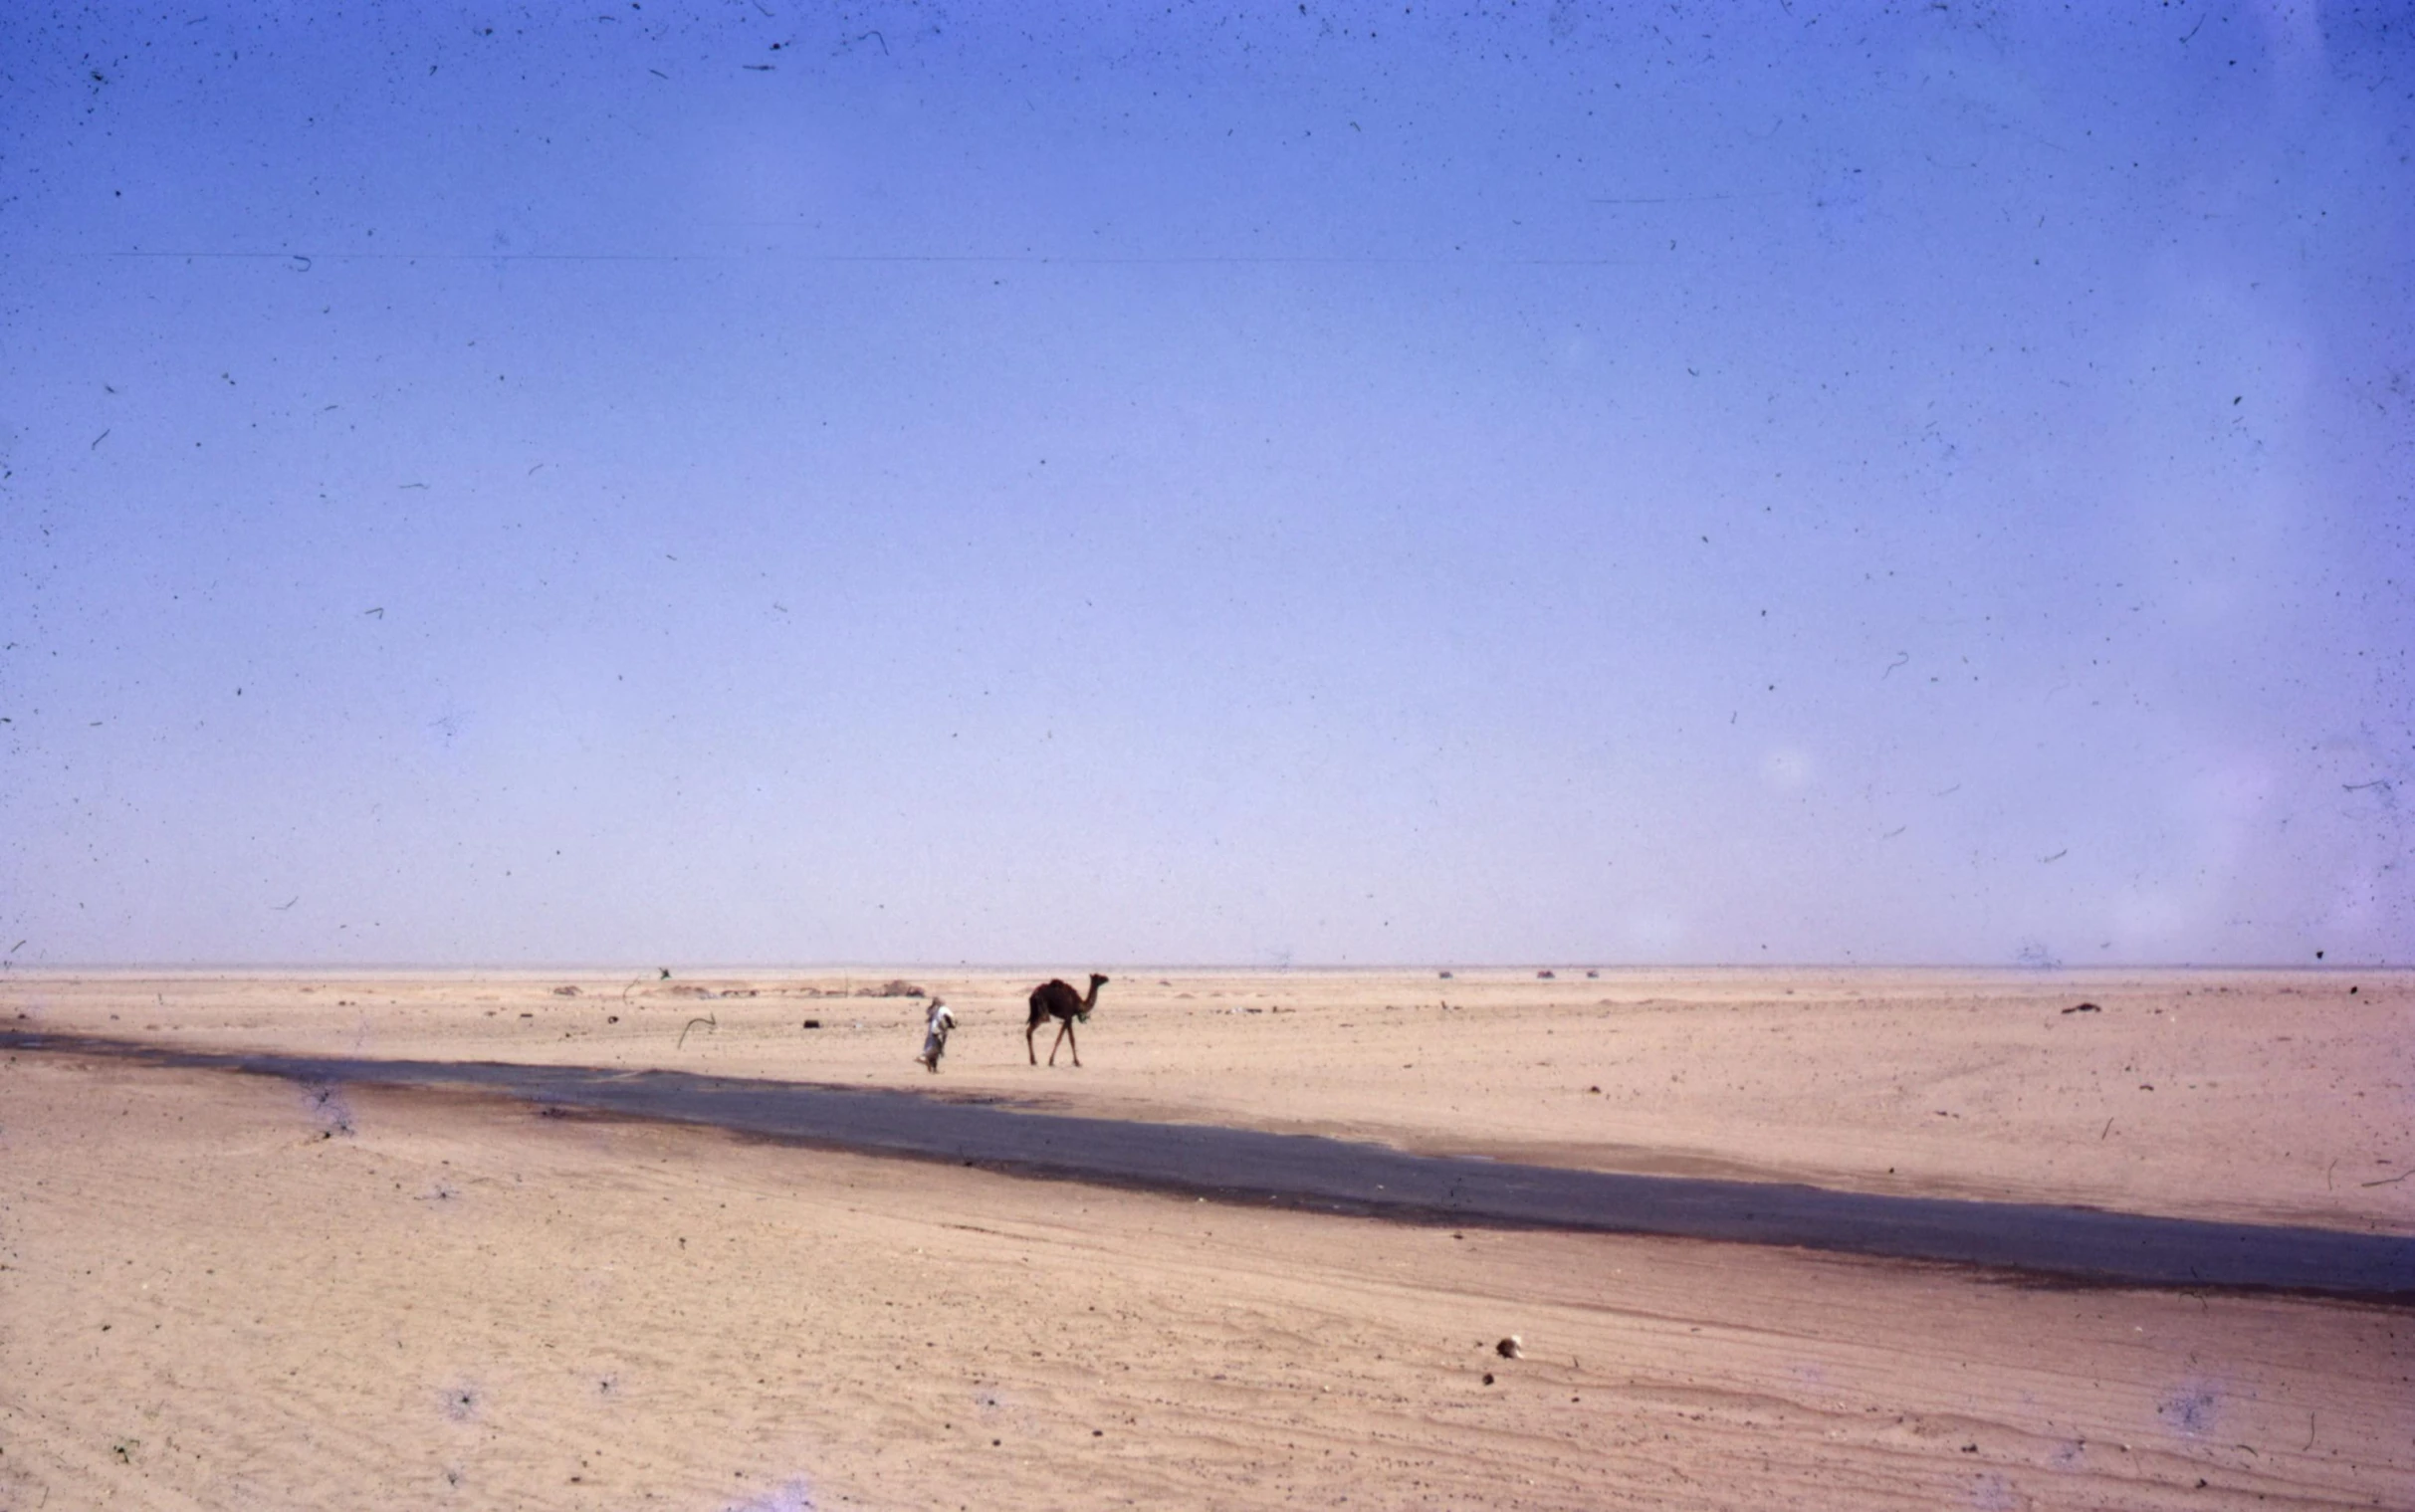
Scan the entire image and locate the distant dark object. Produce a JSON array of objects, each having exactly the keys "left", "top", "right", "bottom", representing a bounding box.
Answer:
[
  {"left": 2315, "top": 950, "right": 2324, "bottom": 960},
  {"left": 1028, "top": 972, "right": 1108, "bottom": 1067},
  {"left": 1438, "top": 971, "right": 1453, "bottom": 978},
  {"left": 659, "top": 968, "right": 671, "bottom": 979},
  {"left": 2349, "top": 986, "right": 2358, "bottom": 995},
  {"left": 1482, "top": 1373, "right": 1495, "bottom": 1387},
  {"left": 2015, "top": 941, "right": 2063, "bottom": 970},
  {"left": 801, "top": 1019, "right": 822, "bottom": 1029},
  {"left": 2062, "top": 1002, "right": 2101, "bottom": 1014},
  {"left": 552, "top": 984, "right": 580, "bottom": 996},
  {"left": 1496, "top": 1336, "right": 1522, "bottom": 1359},
  {"left": 1537, "top": 970, "right": 1555, "bottom": 979},
  {"left": 1586, "top": 970, "right": 1599, "bottom": 979}
]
